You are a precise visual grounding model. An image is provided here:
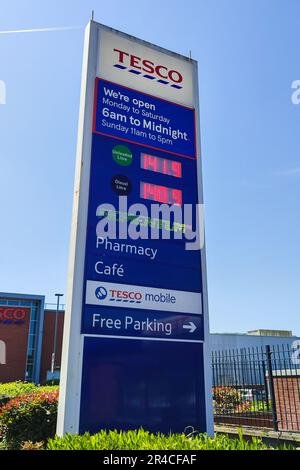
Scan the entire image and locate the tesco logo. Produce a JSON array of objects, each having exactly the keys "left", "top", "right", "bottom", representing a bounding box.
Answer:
[
  {"left": 110, "top": 289, "right": 142, "bottom": 302},
  {"left": 94, "top": 286, "right": 176, "bottom": 305},
  {"left": 95, "top": 287, "right": 142, "bottom": 303},
  {"left": 113, "top": 48, "right": 183, "bottom": 90},
  {"left": 110, "top": 290, "right": 143, "bottom": 302},
  {"left": 0, "top": 307, "right": 26, "bottom": 323}
]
